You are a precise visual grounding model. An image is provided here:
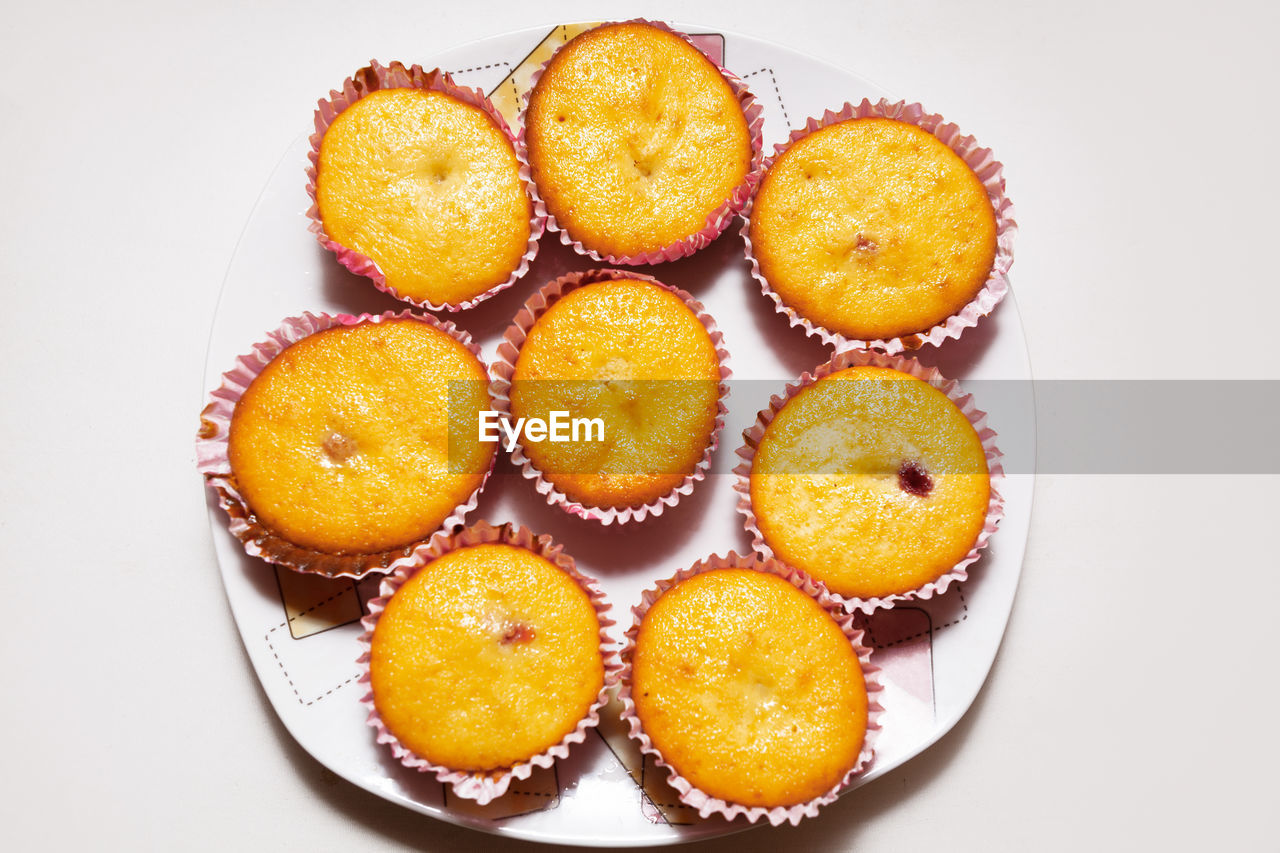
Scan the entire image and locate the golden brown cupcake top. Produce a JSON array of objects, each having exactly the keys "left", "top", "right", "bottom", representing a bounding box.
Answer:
[
  {"left": 525, "top": 22, "right": 752, "bottom": 258},
  {"left": 632, "top": 568, "right": 868, "bottom": 807},
  {"left": 317, "top": 87, "right": 531, "bottom": 306},
  {"left": 510, "top": 277, "right": 721, "bottom": 509},
  {"left": 749, "top": 117, "right": 997, "bottom": 341},
  {"left": 749, "top": 365, "right": 990, "bottom": 599},
  {"left": 371, "top": 543, "right": 605, "bottom": 771},
  {"left": 228, "top": 319, "right": 494, "bottom": 554}
]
